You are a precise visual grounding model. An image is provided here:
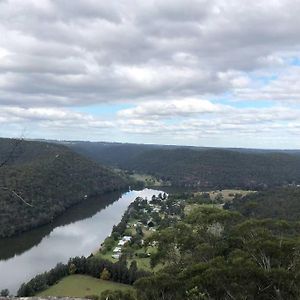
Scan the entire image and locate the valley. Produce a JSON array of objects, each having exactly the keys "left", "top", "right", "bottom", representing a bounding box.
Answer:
[
  {"left": 1, "top": 1, "right": 299, "bottom": 298},
  {"left": 0, "top": 188, "right": 164, "bottom": 294},
  {"left": 1, "top": 139, "right": 300, "bottom": 299}
]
